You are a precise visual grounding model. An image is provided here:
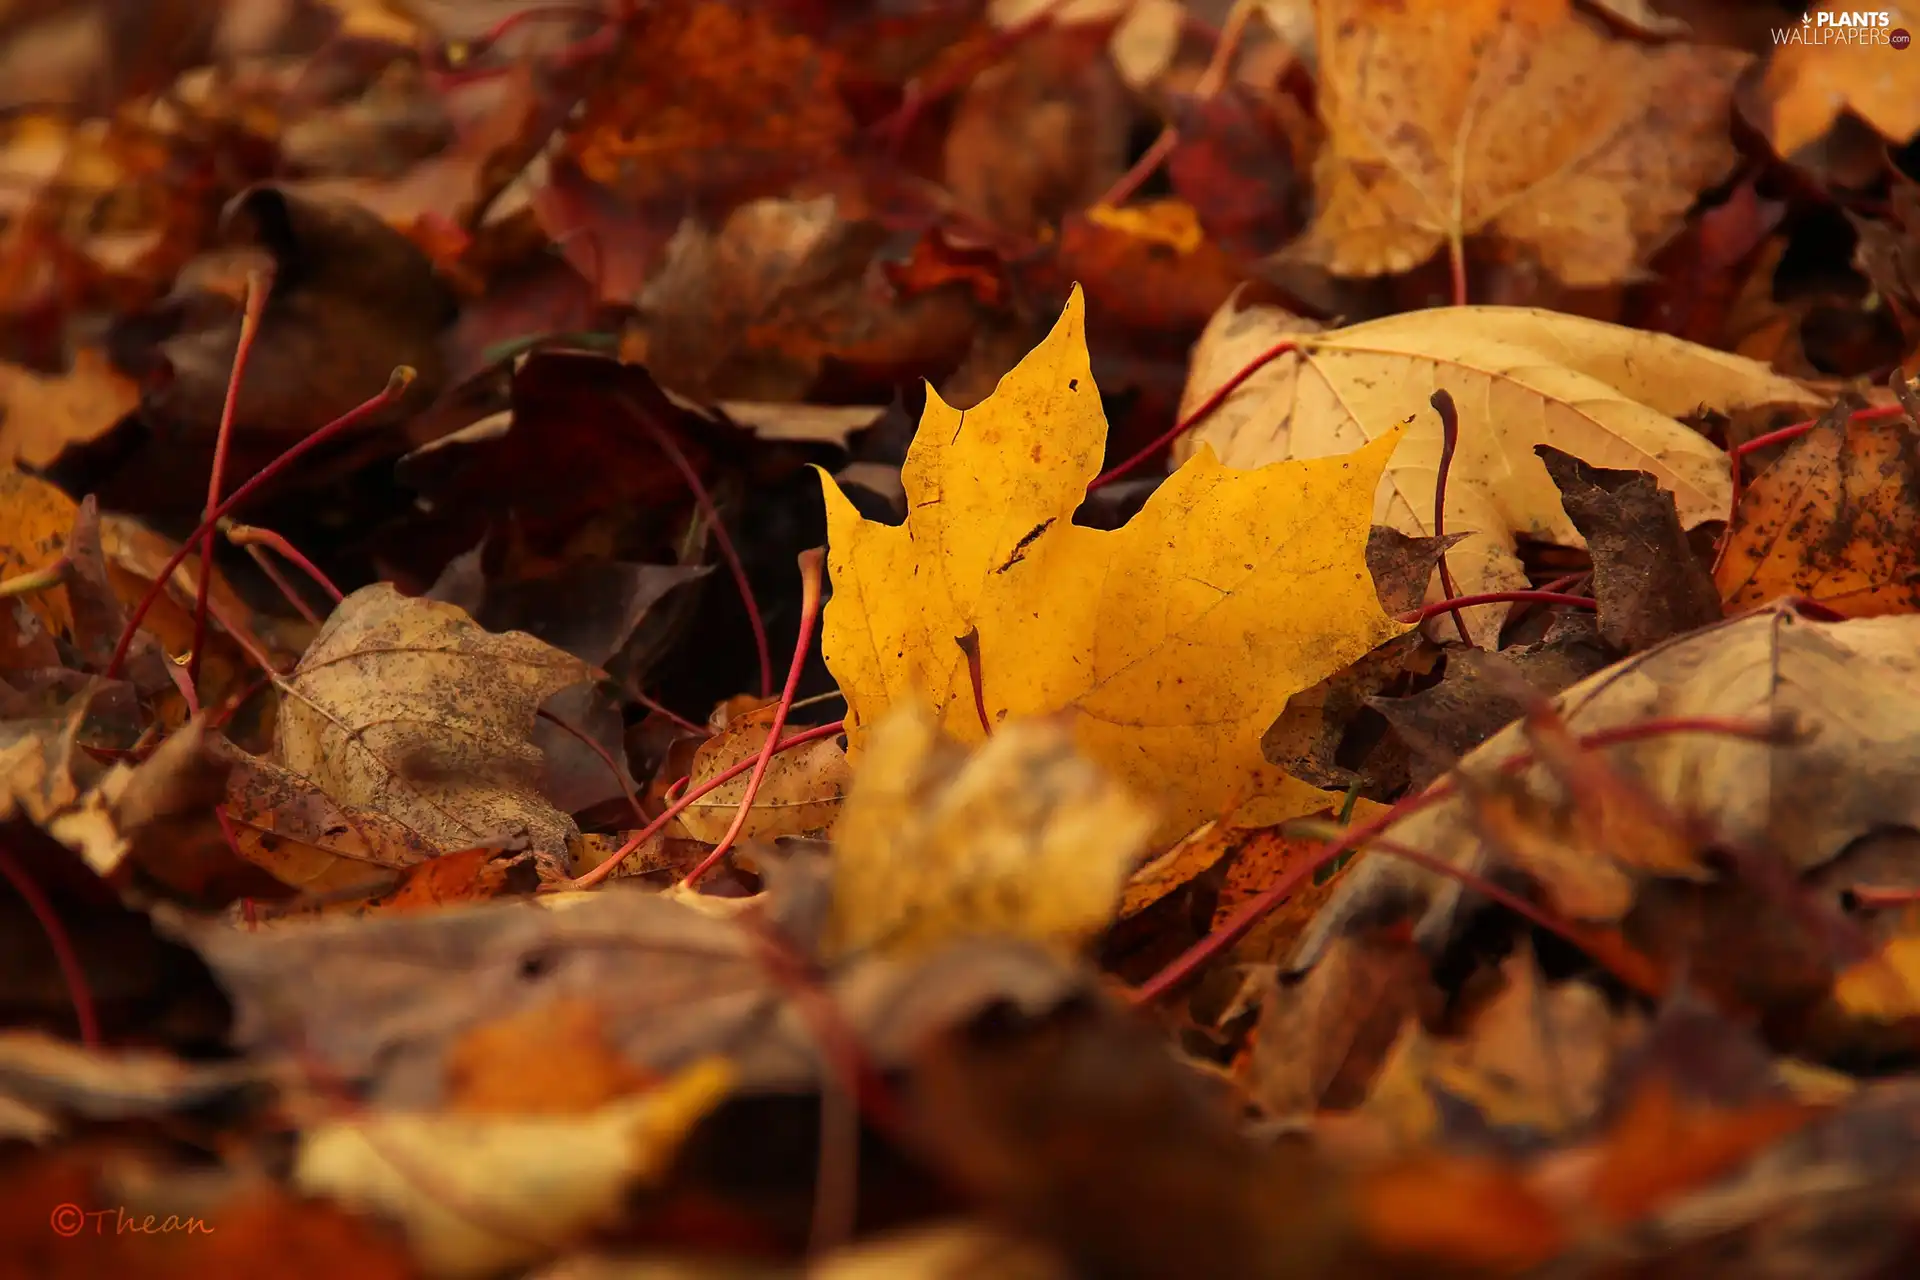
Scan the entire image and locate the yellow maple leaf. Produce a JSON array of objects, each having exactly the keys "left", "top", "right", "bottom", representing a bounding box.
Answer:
[{"left": 817, "top": 285, "right": 1407, "bottom": 844}]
